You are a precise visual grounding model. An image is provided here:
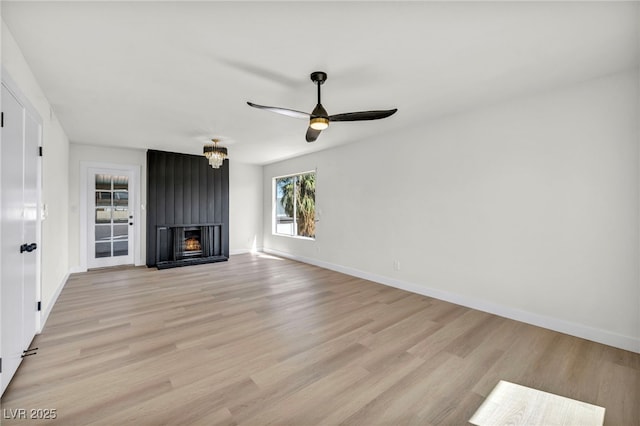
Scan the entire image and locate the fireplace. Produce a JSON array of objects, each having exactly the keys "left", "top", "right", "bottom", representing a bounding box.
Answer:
[
  {"left": 146, "top": 150, "right": 229, "bottom": 267},
  {"left": 155, "top": 223, "right": 227, "bottom": 269}
]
